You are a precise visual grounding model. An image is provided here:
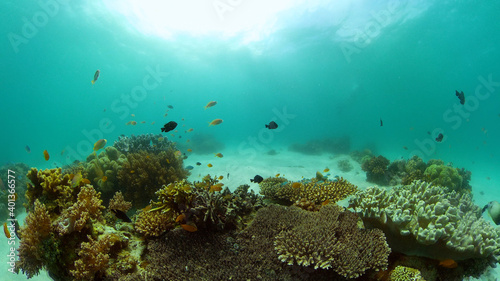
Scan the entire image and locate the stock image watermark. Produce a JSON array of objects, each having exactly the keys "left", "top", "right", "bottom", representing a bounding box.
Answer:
[
  {"left": 213, "top": 0, "right": 244, "bottom": 21},
  {"left": 5, "top": 169, "right": 18, "bottom": 273},
  {"left": 410, "top": 74, "right": 499, "bottom": 159},
  {"left": 62, "top": 65, "right": 169, "bottom": 165},
  {"left": 340, "top": 0, "right": 405, "bottom": 63},
  {"left": 7, "top": 0, "right": 68, "bottom": 54}
]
